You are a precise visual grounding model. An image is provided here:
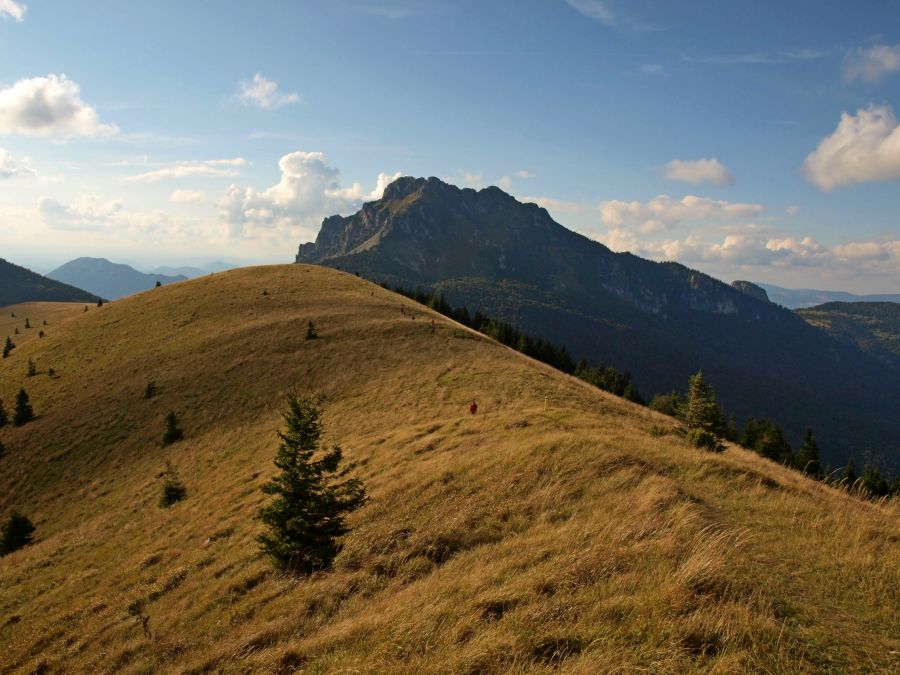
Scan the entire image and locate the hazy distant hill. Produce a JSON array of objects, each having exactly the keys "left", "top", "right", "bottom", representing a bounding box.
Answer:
[
  {"left": 759, "top": 283, "right": 900, "bottom": 309},
  {"left": 48, "top": 257, "right": 187, "bottom": 300},
  {"left": 1, "top": 265, "right": 897, "bottom": 673},
  {"left": 296, "top": 176, "right": 899, "bottom": 469},
  {"left": 797, "top": 301, "right": 900, "bottom": 368},
  {"left": 0, "top": 257, "right": 98, "bottom": 306},
  {"left": 148, "top": 261, "right": 237, "bottom": 278}
]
